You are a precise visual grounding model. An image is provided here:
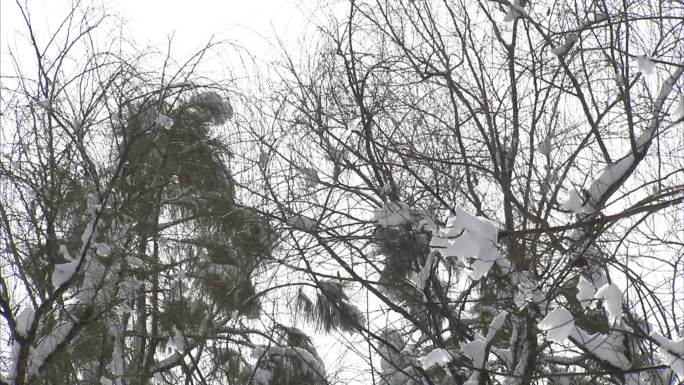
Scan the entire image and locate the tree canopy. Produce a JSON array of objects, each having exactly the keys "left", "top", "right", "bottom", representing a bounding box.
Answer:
[{"left": 1, "top": 1, "right": 684, "bottom": 385}]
